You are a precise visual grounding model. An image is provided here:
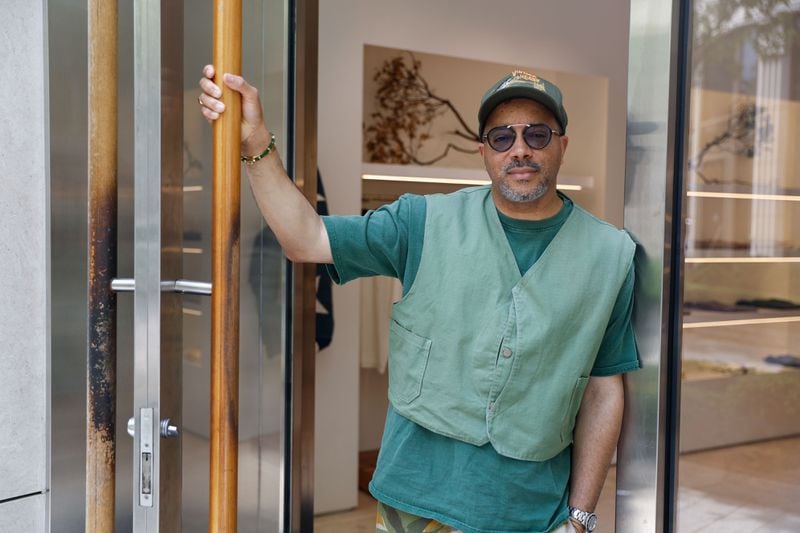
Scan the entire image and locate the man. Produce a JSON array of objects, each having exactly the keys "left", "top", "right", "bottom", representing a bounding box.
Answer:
[{"left": 199, "top": 67, "right": 639, "bottom": 533}]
